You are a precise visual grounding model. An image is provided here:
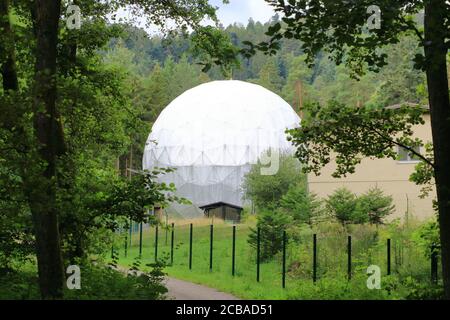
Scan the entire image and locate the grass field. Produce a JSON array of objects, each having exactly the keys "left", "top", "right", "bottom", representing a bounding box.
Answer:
[
  {"left": 112, "top": 218, "right": 423, "bottom": 299},
  {"left": 115, "top": 219, "right": 293, "bottom": 299}
]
